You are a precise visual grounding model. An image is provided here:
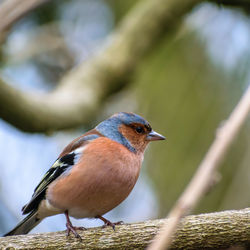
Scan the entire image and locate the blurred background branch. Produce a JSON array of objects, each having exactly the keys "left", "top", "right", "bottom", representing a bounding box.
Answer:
[
  {"left": 0, "top": 0, "right": 199, "bottom": 133},
  {"left": 0, "top": 0, "right": 250, "bottom": 133}
]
